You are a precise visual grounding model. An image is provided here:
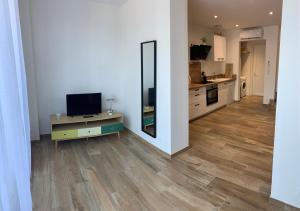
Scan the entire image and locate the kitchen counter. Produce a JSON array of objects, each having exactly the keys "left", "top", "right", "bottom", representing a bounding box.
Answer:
[
  {"left": 189, "top": 77, "right": 236, "bottom": 90},
  {"left": 189, "top": 76, "right": 236, "bottom": 121}
]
